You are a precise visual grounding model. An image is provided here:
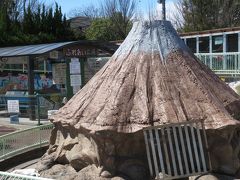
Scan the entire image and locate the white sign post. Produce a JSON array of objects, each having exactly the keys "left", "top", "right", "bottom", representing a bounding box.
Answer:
[
  {"left": 72, "top": 86, "right": 81, "bottom": 94},
  {"left": 70, "top": 58, "right": 81, "bottom": 74},
  {"left": 70, "top": 58, "right": 82, "bottom": 94},
  {"left": 70, "top": 75, "right": 82, "bottom": 86},
  {"left": 70, "top": 63, "right": 81, "bottom": 74},
  {"left": 7, "top": 100, "right": 20, "bottom": 113}
]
